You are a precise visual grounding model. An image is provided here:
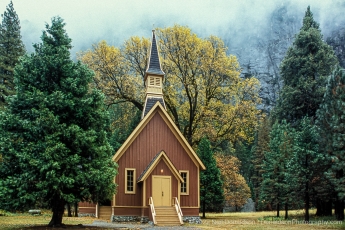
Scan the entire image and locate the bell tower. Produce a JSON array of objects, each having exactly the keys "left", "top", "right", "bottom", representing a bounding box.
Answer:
[{"left": 141, "top": 30, "right": 166, "bottom": 119}]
